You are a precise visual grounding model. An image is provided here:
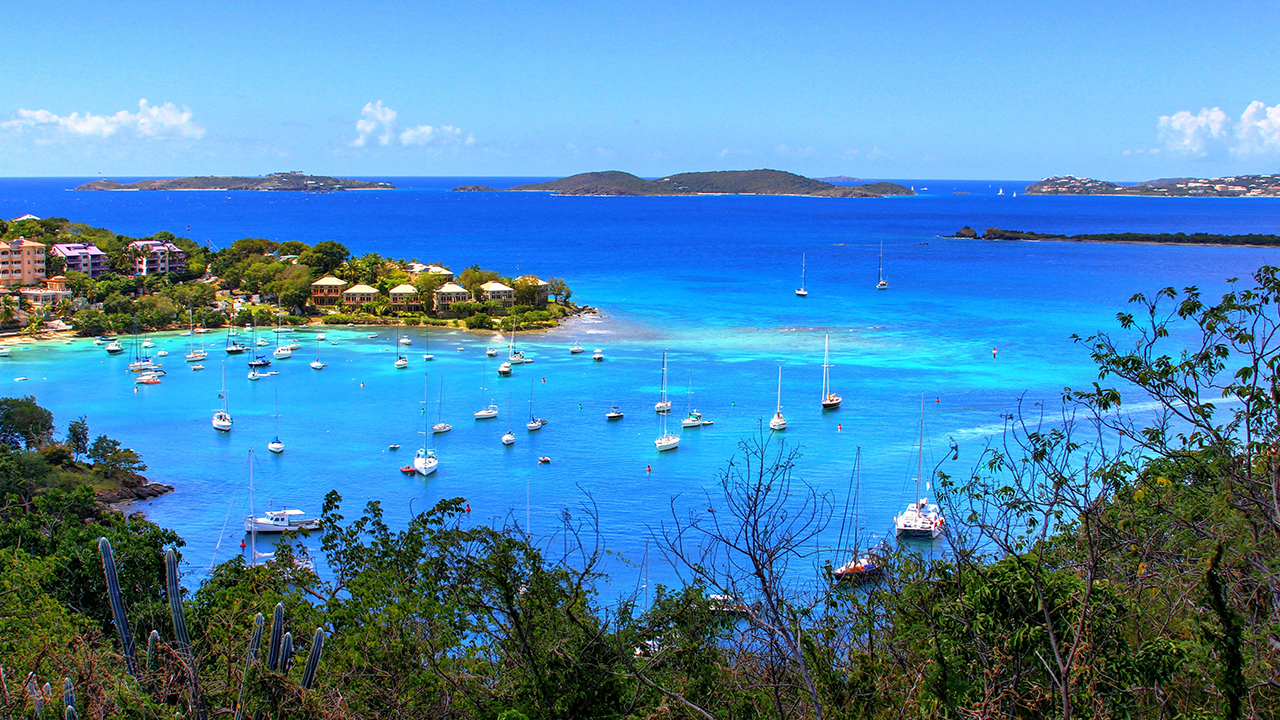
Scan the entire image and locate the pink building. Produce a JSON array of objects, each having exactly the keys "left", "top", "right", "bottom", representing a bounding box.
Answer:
[{"left": 51, "top": 241, "right": 110, "bottom": 278}]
